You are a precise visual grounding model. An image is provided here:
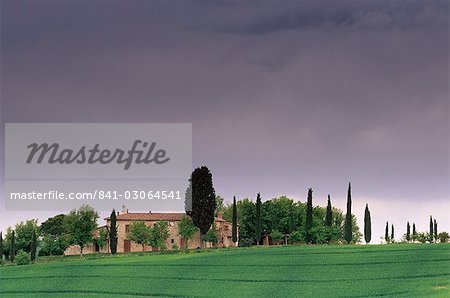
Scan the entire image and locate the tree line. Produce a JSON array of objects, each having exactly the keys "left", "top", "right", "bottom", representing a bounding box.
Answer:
[
  {"left": 1, "top": 165, "right": 448, "bottom": 265},
  {"left": 383, "top": 216, "right": 449, "bottom": 244},
  {"left": 220, "top": 183, "right": 362, "bottom": 246},
  {"left": 0, "top": 205, "right": 98, "bottom": 265}
]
